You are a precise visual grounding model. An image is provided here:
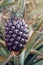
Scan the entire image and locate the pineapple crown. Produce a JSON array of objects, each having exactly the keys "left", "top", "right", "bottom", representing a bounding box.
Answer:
[{"left": 10, "top": 8, "right": 24, "bottom": 20}]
